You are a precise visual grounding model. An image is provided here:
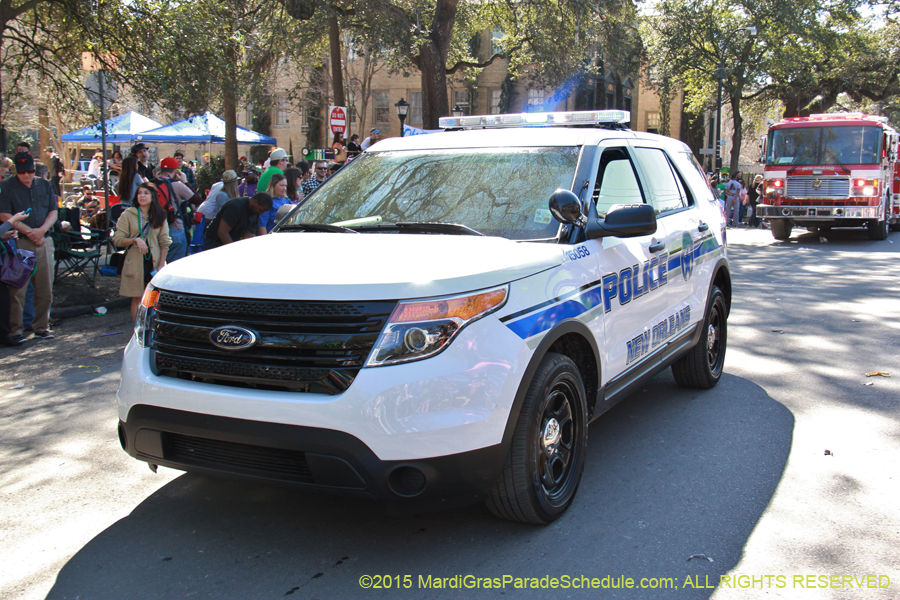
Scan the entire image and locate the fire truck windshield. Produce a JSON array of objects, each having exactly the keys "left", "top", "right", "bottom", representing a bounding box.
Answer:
[{"left": 766, "top": 125, "right": 881, "bottom": 166}]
